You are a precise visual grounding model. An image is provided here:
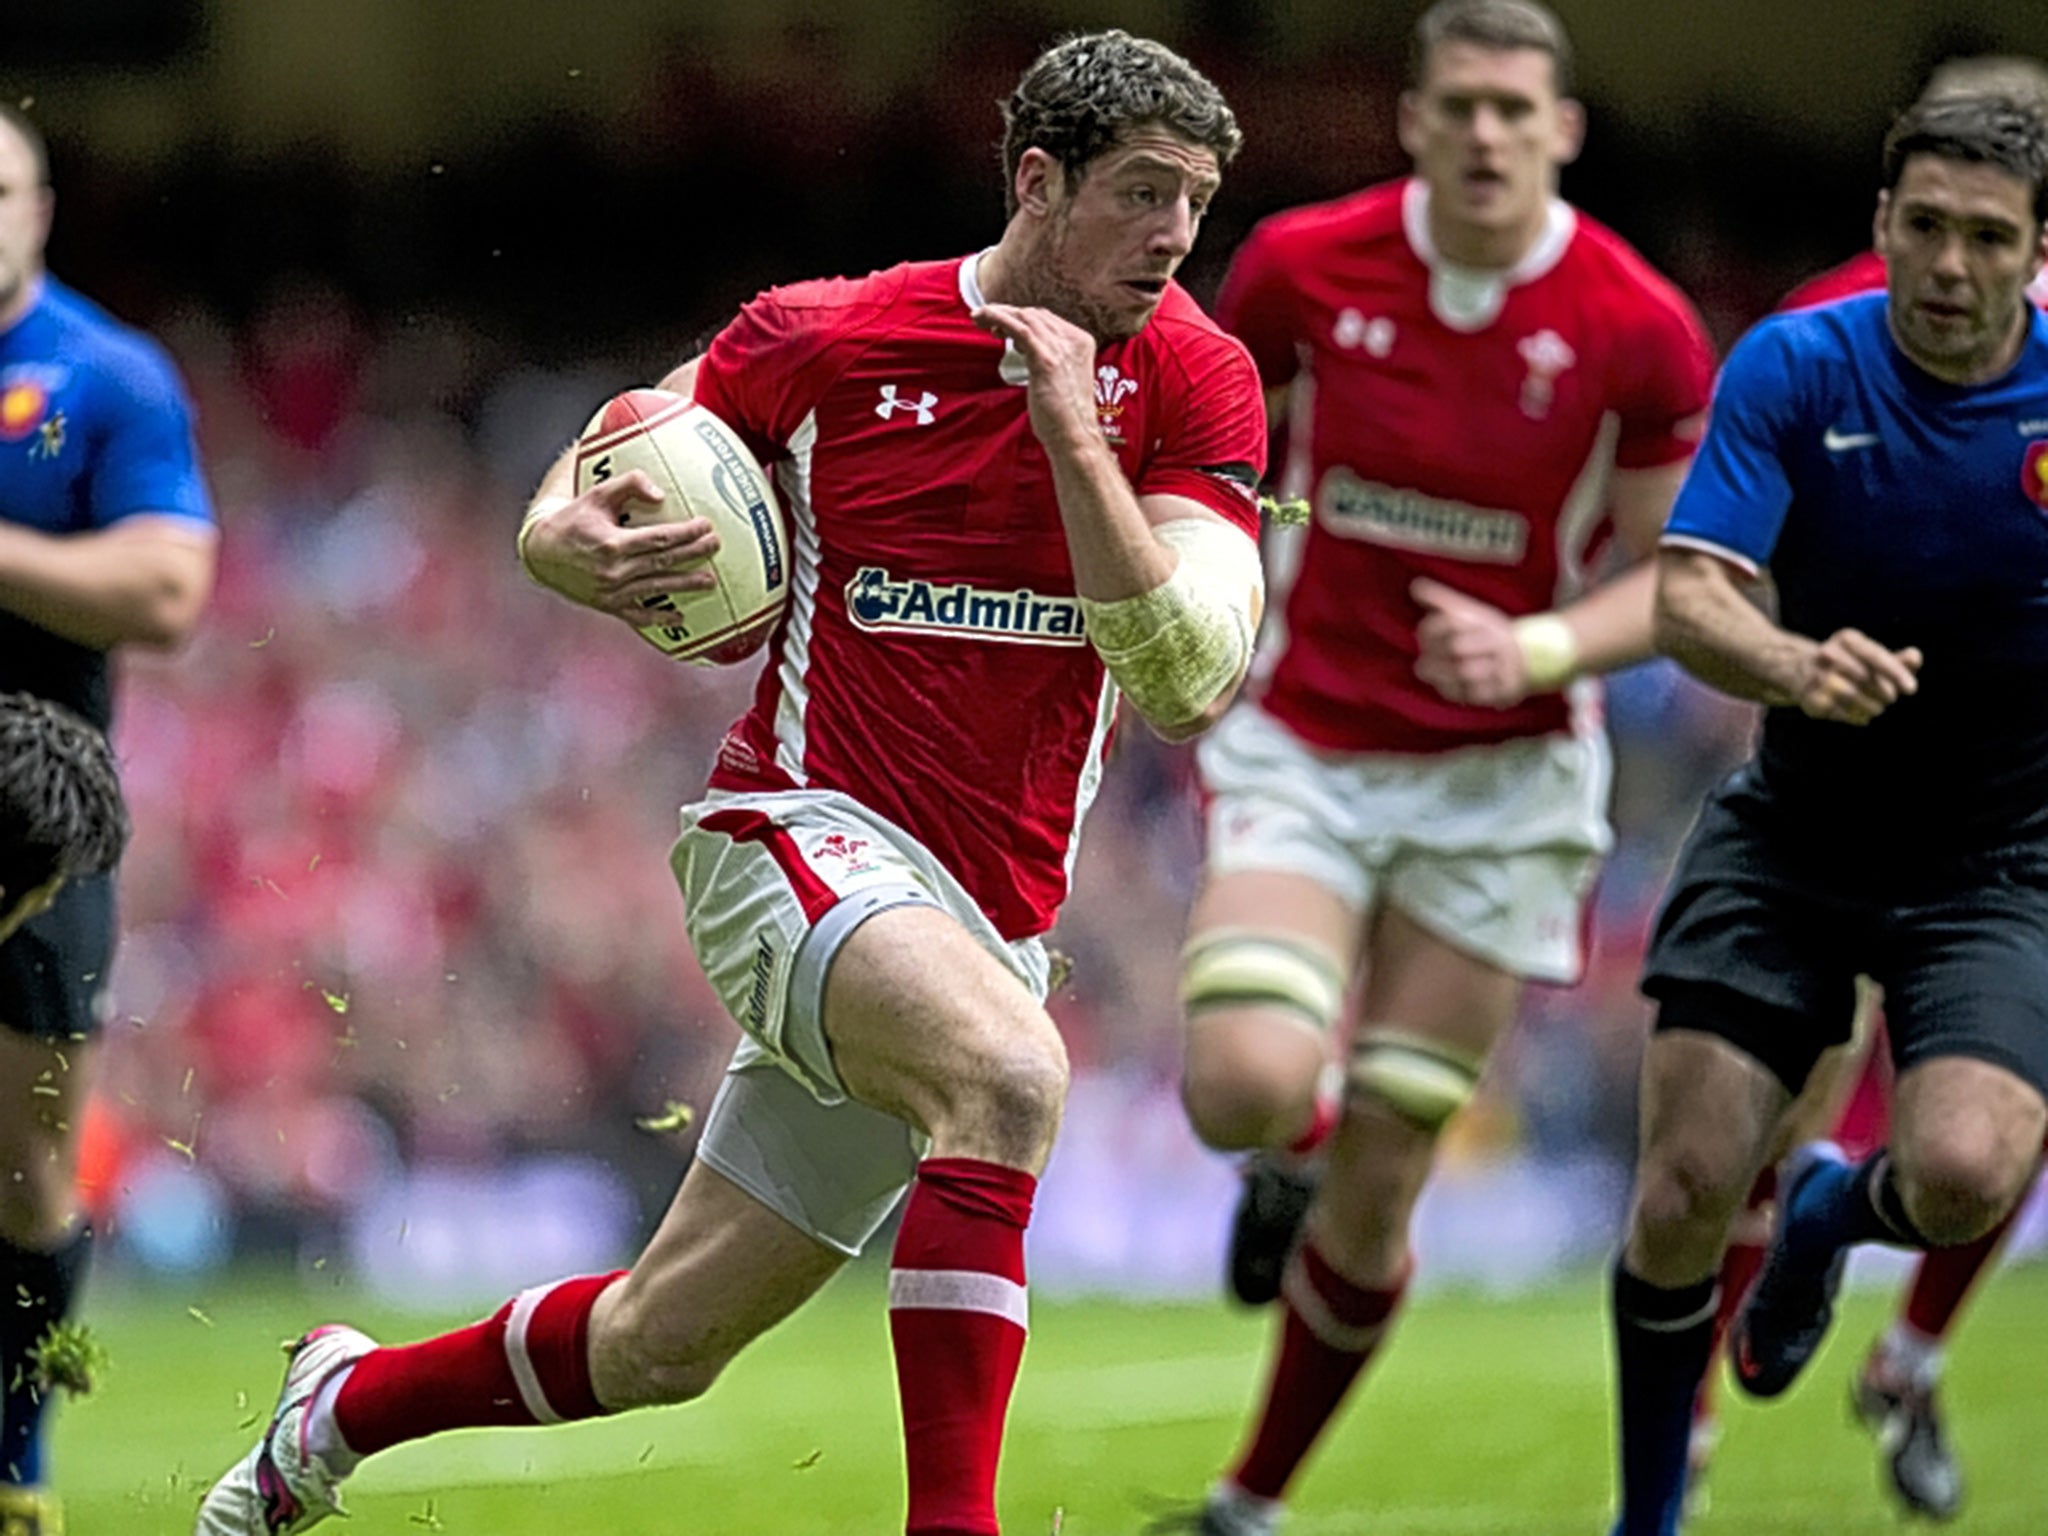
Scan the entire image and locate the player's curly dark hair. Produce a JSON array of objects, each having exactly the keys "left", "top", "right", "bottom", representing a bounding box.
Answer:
[
  {"left": 999, "top": 30, "right": 1240, "bottom": 216},
  {"left": 1411, "top": 0, "right": 1574, "bottom": 98},
  {"left": 0, "top": 693, "right": 127, "bottom": 912},
  {"left": 1884, "top": 93, "right": 2048, "bottom": 223}
]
